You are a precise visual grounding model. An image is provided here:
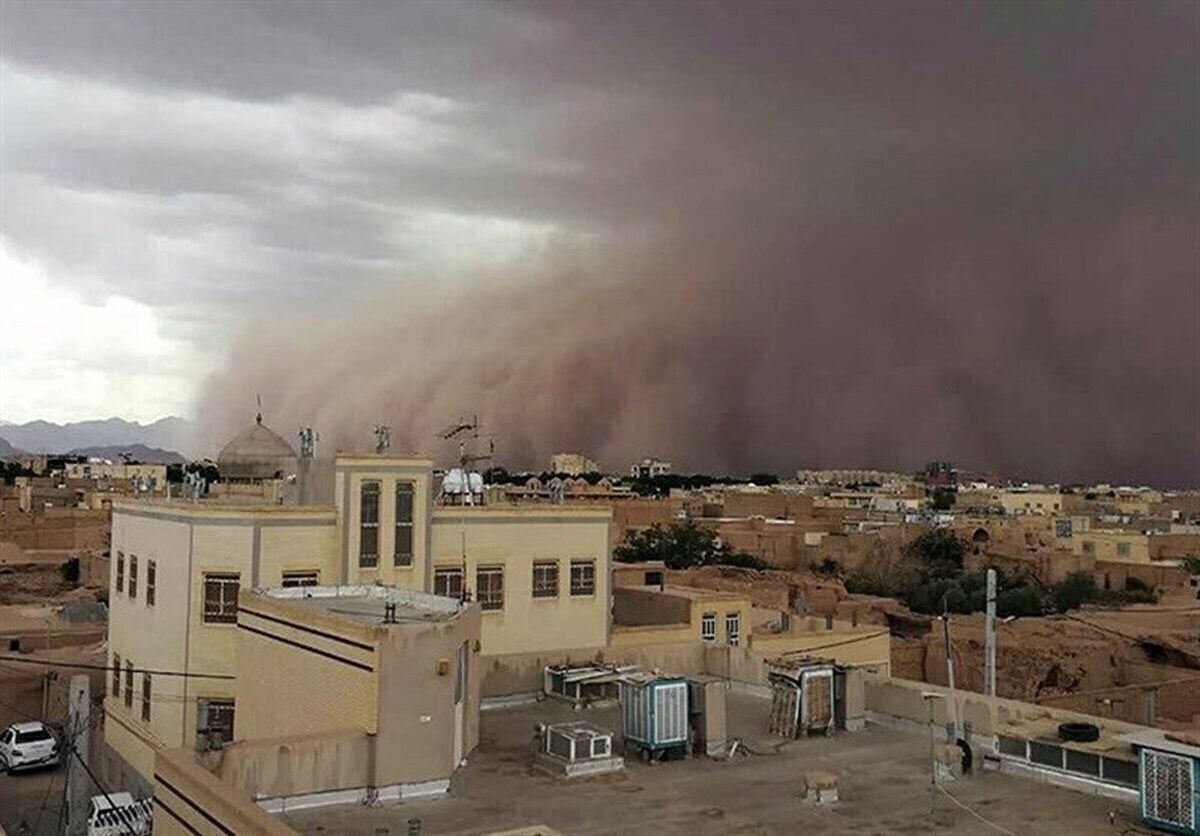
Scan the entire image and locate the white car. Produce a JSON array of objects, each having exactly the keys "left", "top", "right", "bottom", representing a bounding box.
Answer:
[{"left": 0, "top": 720, "right": 60, "bottom": 772}]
